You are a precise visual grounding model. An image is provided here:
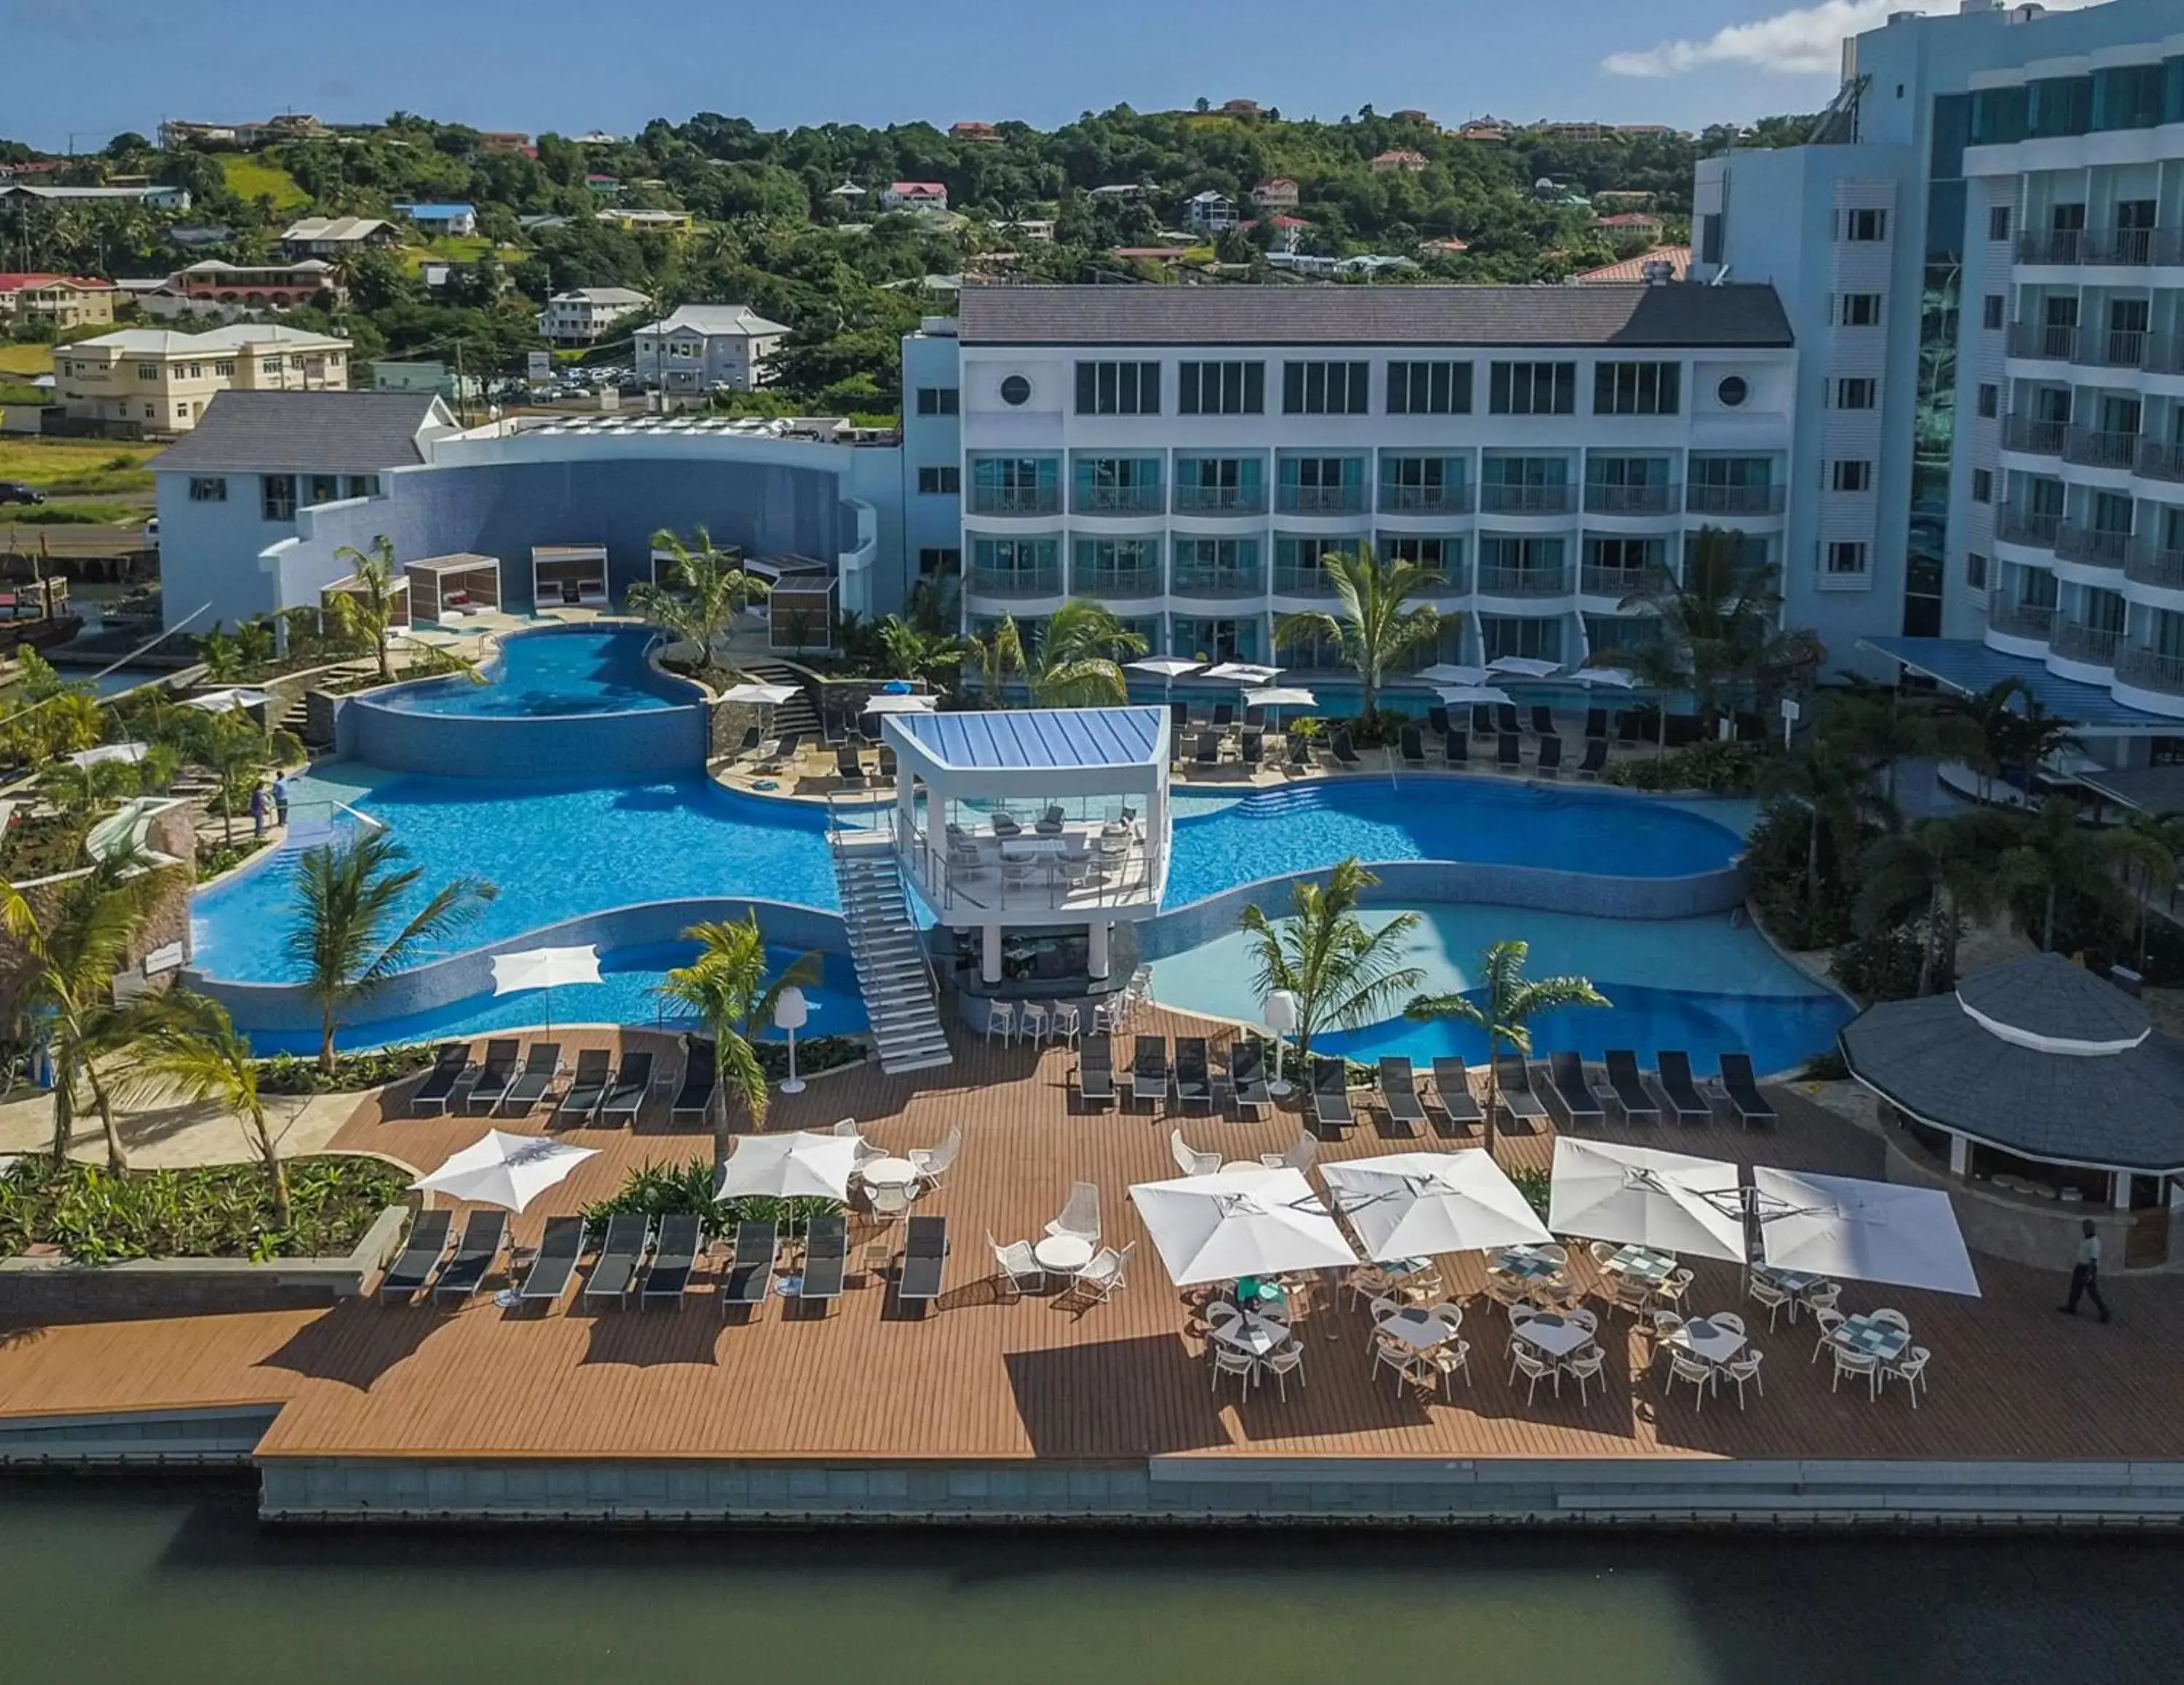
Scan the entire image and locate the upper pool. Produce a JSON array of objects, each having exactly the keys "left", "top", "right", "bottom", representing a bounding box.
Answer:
[
  {"left": 1163, "top": 778, "right": 1744, "bottom": 906},
  {"left": 374, "top": 625, "right": 691, "bottom": 717}
]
